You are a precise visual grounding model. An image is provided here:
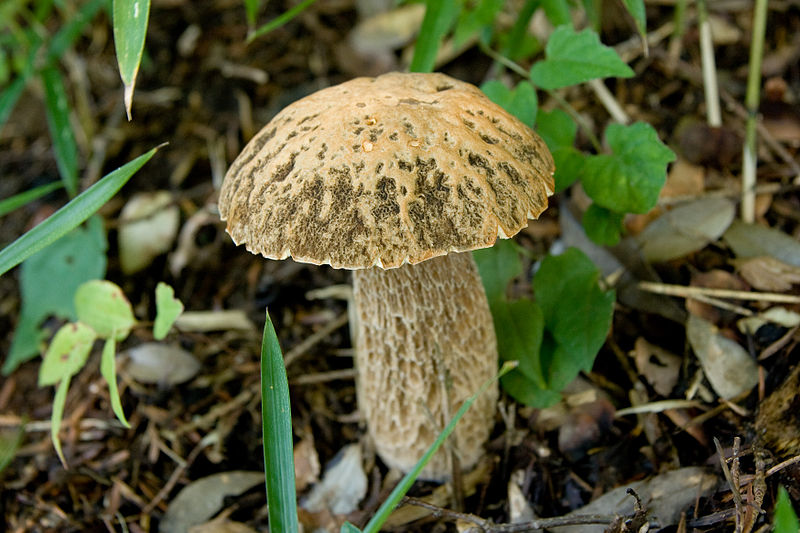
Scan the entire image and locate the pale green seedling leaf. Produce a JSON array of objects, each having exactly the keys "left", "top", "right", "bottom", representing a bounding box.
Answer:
[
  {"left": 112, "top": 0, "right": 151, "bottom": 120},
  {"left": 154, "top": 282, "right": 184, "bottom": 340},
  {"left": 0, "top": 182, "right": 63, "bottom": 218},
  {"left": 51, "top": 376, "right": 71, "bottom": 467},
  {"left": 101, "top": 337, "right": 130, "bottom": 428},
  {"left": 480, "top": 79, "right": 537, "bottom": 128},
  {"left": 261, "top": 311, "right": 299, "bottom": 533},
  {"left": 0, "top": 146, "right": 160, "bottom": 278},
  {"left": 535, "top": 248, "right": 614, "bottom": 390},
  {"left": 5, "top": 217, "right": 106, "bottom": 375},
  {"left": 41, "top": 66, "right": 78, "bottom": 197},
  {"left": 582, "top": 122, "right": 675, "bottom": 214},
  {"left": 360, "top": 362, "right": 517, "bottom": 533},
  {"left": 39, "top": 322, "right": 97, "bottom": 387},
  {"left": 473, "top": 239, "right": 522, "bottom": 305},
  {"left": 0, "top": 424, "right": 24, "bottom": 475},
  {"left": 530, "top": 26, "right": 634, "bottom": 90},
  {"left": 583, "top": 203, "right": 624, "bottom": 245},
  {"left": 340, "top": 523, "right": 362, "bottom": 533},
  {"left": 409, "top": 0, "right": 459, "bottom": 73},
  {"left": 774, "top": 486, "right": 799, "bottom": 533},
  {"left": 75, "top": 280, "right": 136, "bottom": 341}
]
